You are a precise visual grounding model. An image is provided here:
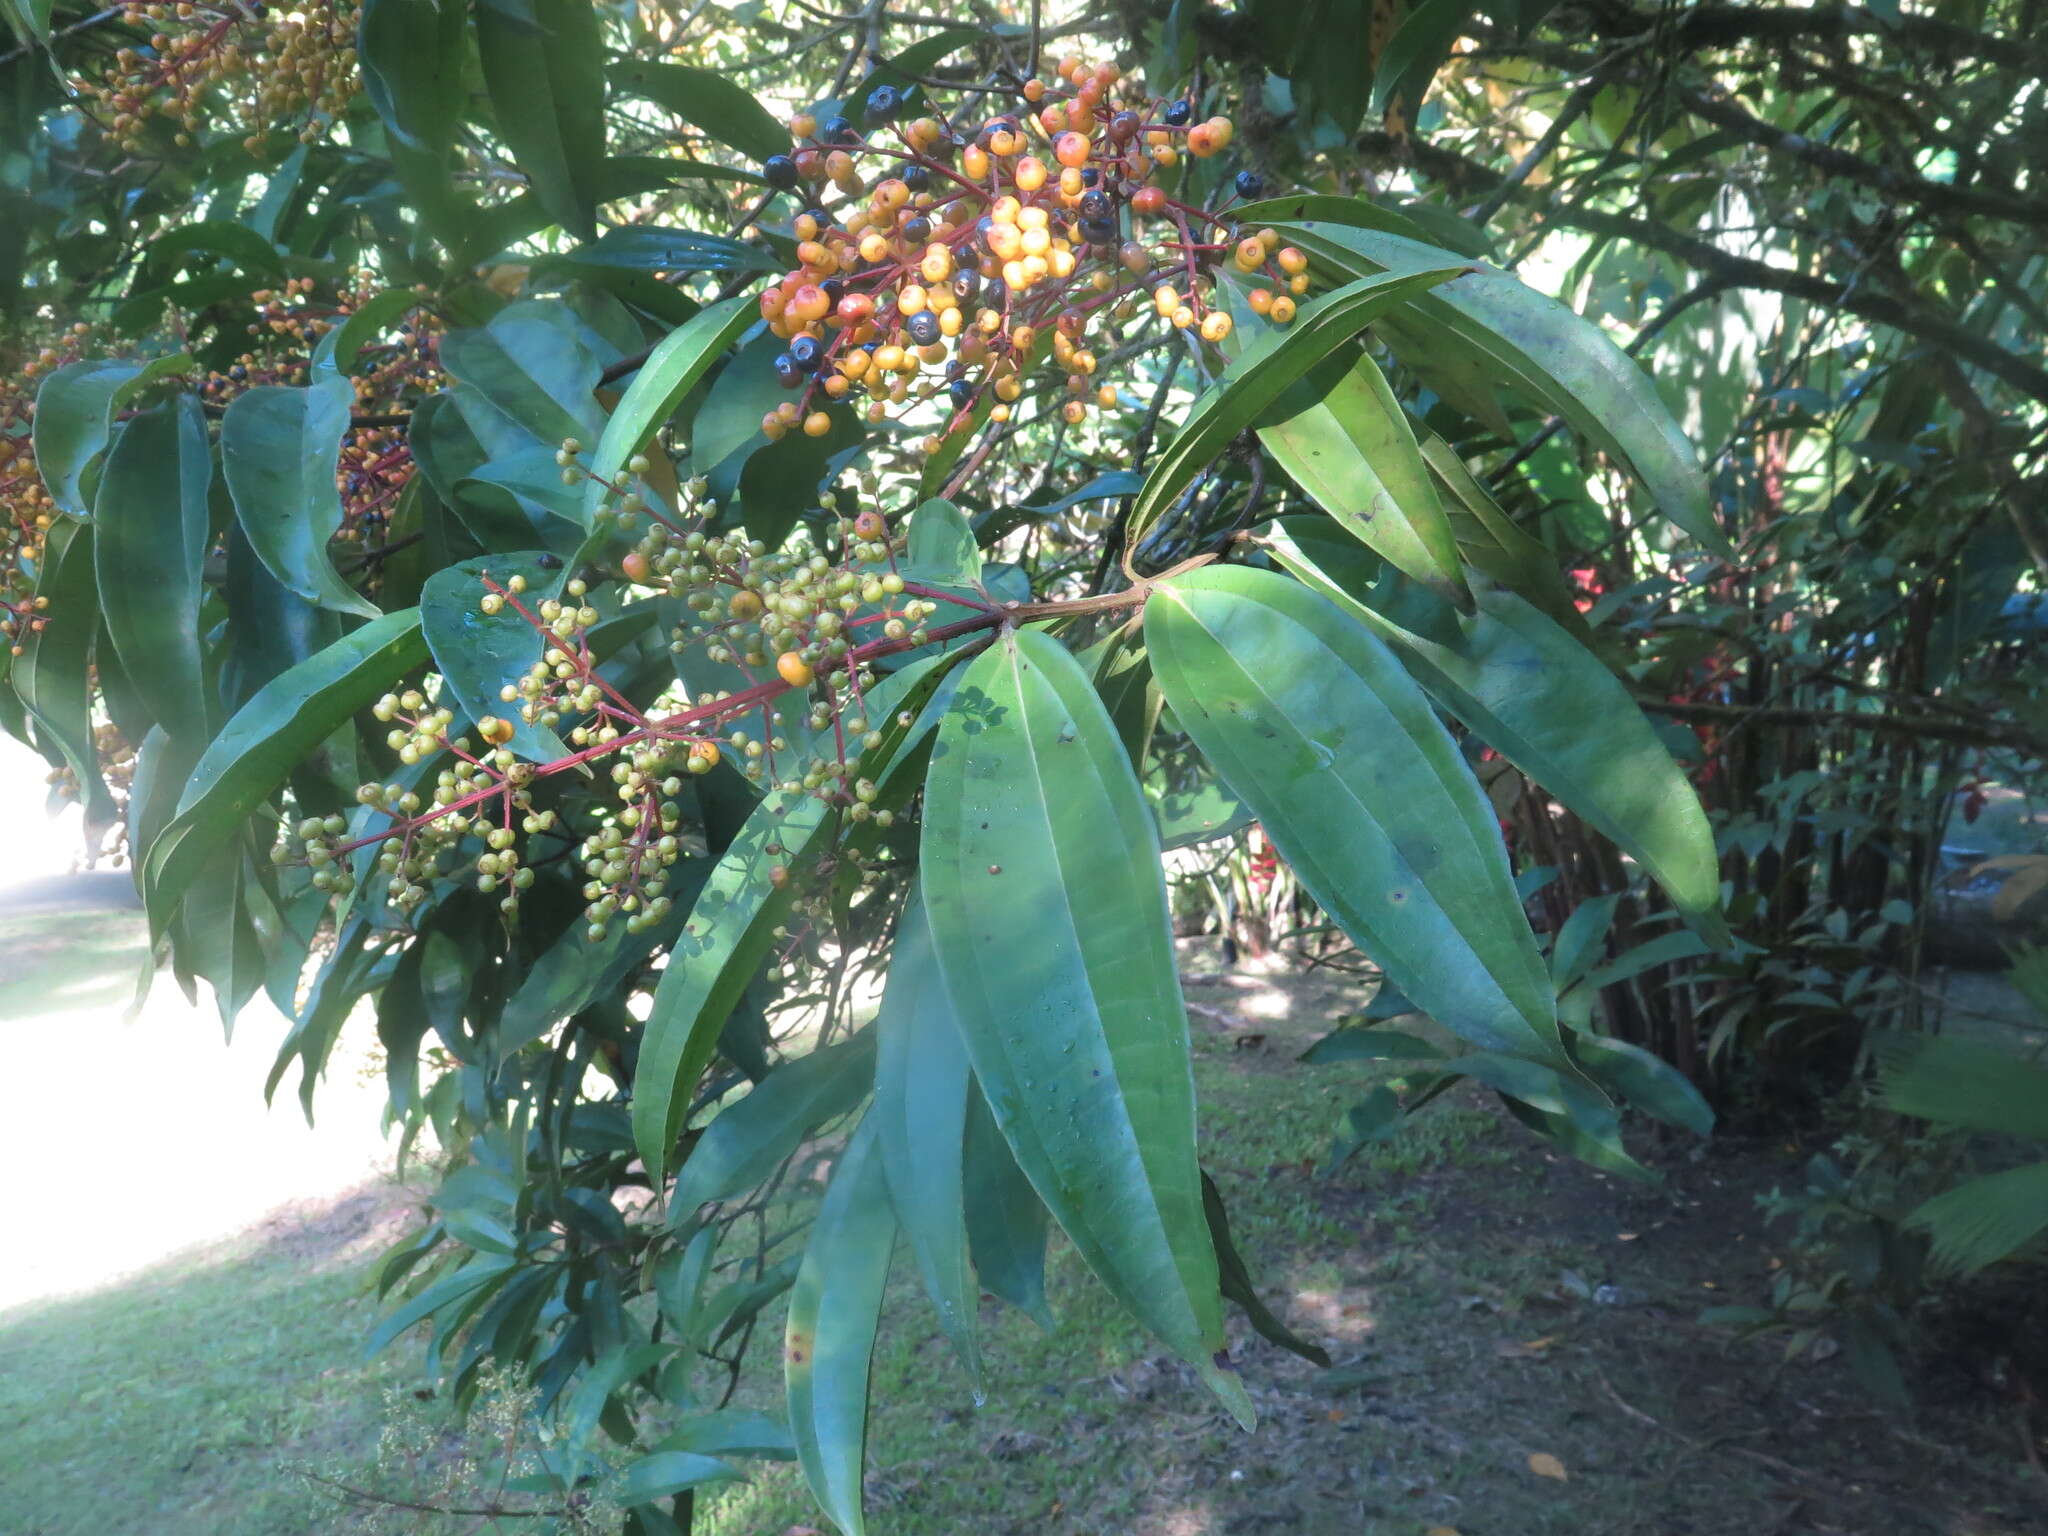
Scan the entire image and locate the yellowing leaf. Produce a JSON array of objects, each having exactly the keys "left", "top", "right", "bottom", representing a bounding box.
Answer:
[{"left": 1528, "top": 1451, "right": 1569, "bottom": 1481}]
